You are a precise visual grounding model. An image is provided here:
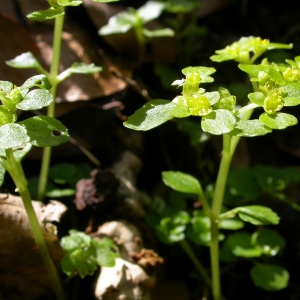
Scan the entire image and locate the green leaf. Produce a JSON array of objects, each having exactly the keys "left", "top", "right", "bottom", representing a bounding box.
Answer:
[
  {"left": 218, "top": 218, "right": 244, "bottom": 230},
  {"left": 69, "top": 62, "right": 102, "bottom": 74},
  {"left": 94, "top": 237, "right": 119, "bottom": 267},
  {"left": 205, "top": 91, "right": 220, "bottom": 105},
  {"left": 0, "top": 162, "right": 5, "bottom": 186},
  {"left": 252, "top": 228, "right": 286, "bottom": 256},
  {"left": 182, "top": 66, "right": 216, "bottom": 83},
  {"left": 46, "top": 188, "right": 75, "bottom": 198},
  {"left": 17, "top": 89, "right": 53, "bottom": 110},
  {"left": 186, "top": 211, "right": 211, "bottom": 246},
  {"left": 123, "top": 100, "right": 190, "bottom": 131},
  {"left": 27, "top": 8, "right": 64, "bottom": 21},
  {"left": 0, "top": 81, "right": 13, "bottom": 93},
  {"left": 231, "top": 119, "right": 272, "bottom": 137},
  {"left": 57, "top": 0, "right": 83, "bottom": 6},
  {"left": 156, "top": 208, "right": 190, "bottom": 244},
  {"left": 248, "top": 92, "right": 265, "bottom": 105},
  {"left": 60, "top": 230, "right": 118, "bottom": 277},
  {"left": 142, "top": 28, "right": 174, "bottom": 38},
  {"left": 0, "top": 123, "right": 30, "bottom": 149},
  {"left": 238, "top": 64, "right": 271, "bottom": 79},
  {"left": 201, "top": 109, "right": 236, "bottom": 135},
  {"left": 138, "top": 1, "right": 165, "bottom": 23},
  {"left": 162, "top": 171, "right": 202, "bottom": 195},
  {"left": 6, "top": 52, "right": 42, "bottom": 70},
  {"left": 250, "top": 264, "right": 289, "bottom": 291},
  {"left": 18, "top": 116, "right": 69, "bottom": 147},
  {"left": 224, "top": 232, "right": 262, "bottom": 258},
  {"left": 99, "top": 9, "right": 136, "bottom": 35},
  {"left": 259, "top": 112, "right": 297, "bottom": 129},
  {"left": 237, "top": 205, "right": 280, "bottom": 225},
  {"left": 282, "top": 82, "right": 300, "bottom": 106},
  {"left": 21, "top": 75, "right": 52, "bottom": 90}
]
